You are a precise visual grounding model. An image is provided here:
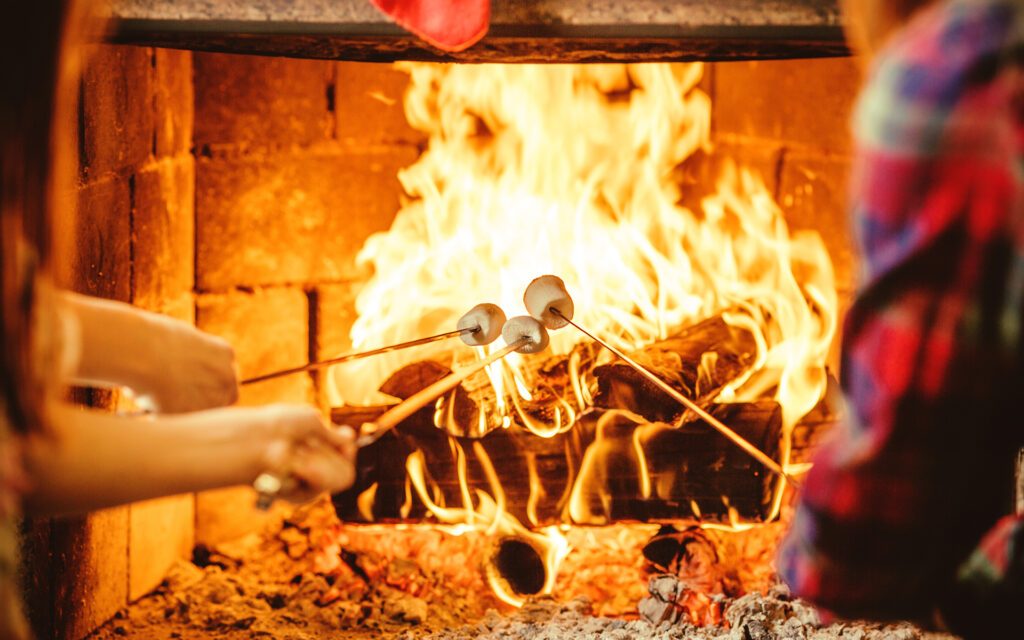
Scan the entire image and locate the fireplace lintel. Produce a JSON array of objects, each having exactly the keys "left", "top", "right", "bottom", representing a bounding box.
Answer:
[{"left": 102, "top": 0, "right": 849, "bottom": 62}]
